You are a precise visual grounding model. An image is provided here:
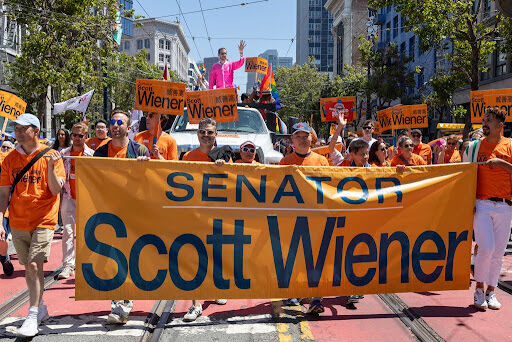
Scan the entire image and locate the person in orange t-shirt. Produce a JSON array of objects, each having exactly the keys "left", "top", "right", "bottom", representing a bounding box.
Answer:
[
  {"left": 58, "top": 122, "right": 94, "bottom": 280},
  {"left": 279, "top": 122, "right": 328, "bottom": 315},
  {"left": 437, "top": 134, "right": 461, "bottom": 164},
  {"left": 0, "top": 139, "right": 14, "bottom": 277},
  {"left": 369, "top": 141, "right": 390, "bottom": 167},
  {"left": 181, "top": 118, "right": 229, "bottom": 323},
  {"left": 463, "top": 107, "right": 512, "bottom": 311},
  {"left": 235, "top": 140, "right": 259, "bottom": 164},
  {"left": 0, "top": 114, "right": 64, "bottom": 337},
  {"left": 411, "top": 129, "right": 432, "bottom": 164},
  {"left": 85, "top": 119, "right": 111, "bottom": 150},
  {"left": 280, "top": 122, "right": 329, "bottom": 167},
  {"left": 134, "top": 113, "right": 177, "bottom": 160},
  {"left": 390, "top": 136, "right": 427, "bottom": 166}
]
